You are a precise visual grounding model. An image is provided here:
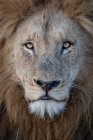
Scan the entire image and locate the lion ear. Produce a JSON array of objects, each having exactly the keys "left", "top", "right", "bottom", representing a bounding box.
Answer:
[{"left": 63, "top": 0, "right": 93, "bottom": 34}]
